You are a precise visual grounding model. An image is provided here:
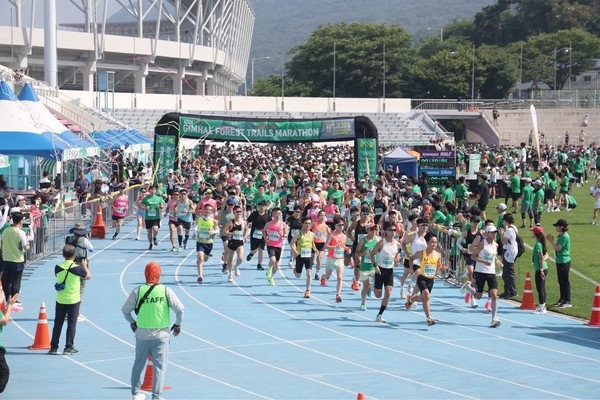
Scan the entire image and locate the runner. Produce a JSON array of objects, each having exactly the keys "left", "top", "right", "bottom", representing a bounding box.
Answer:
[
  {"left": 369, "top": 222, "right": 401, "bottom": 323},
  {"left": 223, "top": 205, "right": 248, "bottom": 282},
  {"left": 263, "top": 207, "right": 287, "bottom": 286},
  {"left": 246, "top": 201, "right": 271, "bottom": 271},
  {"left": 322, "top": 218, "right": 349, "bottom": 303},
  {"left": 165, "top": 188, "right": 181, "bottom": 252},
  {"left": 347, "top": 206, "right": 371, "bottom": 292},
  {"left": 139, "top": 186, "right": 165, "bottom": 250},
  {"left": 406, "top": 232, "right": 444, "bottom": 326},
  {"left": 110, "top": 184, "right": 128, "bottom": 240},
  {"left": 195, "top": 204, "right": 218, "bottom": 284},
  {"left": 176, "top": 189, "right": 194, "bottom": 250},
  {"left": 290, "top": 216, "right": 317, "bottom": 298},
  {"left": 355, "top": 223, "right": 379, "bottom": 311},
  {"left": 311, "top": 211, "right": 330, "bottom": 281},
  {"left": 285, "top": 206, "right": 303, "bottom": 268}
]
